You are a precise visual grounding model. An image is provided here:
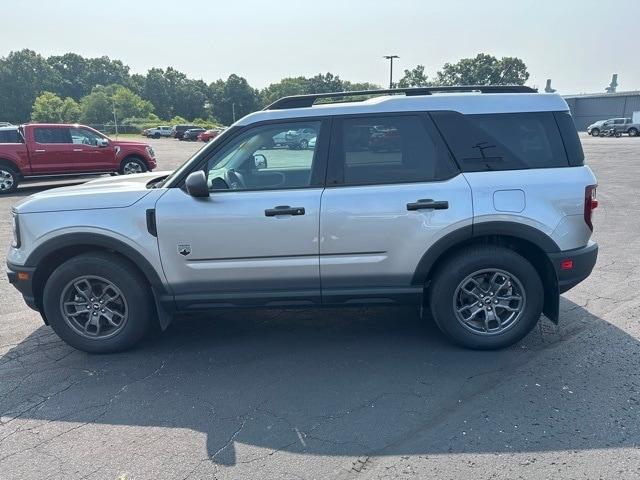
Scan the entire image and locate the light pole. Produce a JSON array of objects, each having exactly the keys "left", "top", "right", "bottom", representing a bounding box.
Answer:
[
  {"left": 112, "top": 98, "right": 118, "bottom": 138},
  {"left": 383, "top": 55, "right": 399, "bottom": 89}
]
